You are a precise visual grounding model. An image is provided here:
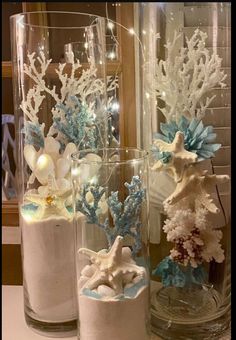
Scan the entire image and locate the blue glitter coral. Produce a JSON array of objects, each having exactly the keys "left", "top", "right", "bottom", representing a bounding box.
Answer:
[
  {"left": 76, "top": 176, "right": 146, "bottom": 256},
  {"left": 22, "top": 121, "right": 45, "bottom": 149},
  {"left": 53, "top": 96, "right": 100, "bottom": 149},
  {"left": 153, "top": 115, "right": 221, "bottom": 163}
]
